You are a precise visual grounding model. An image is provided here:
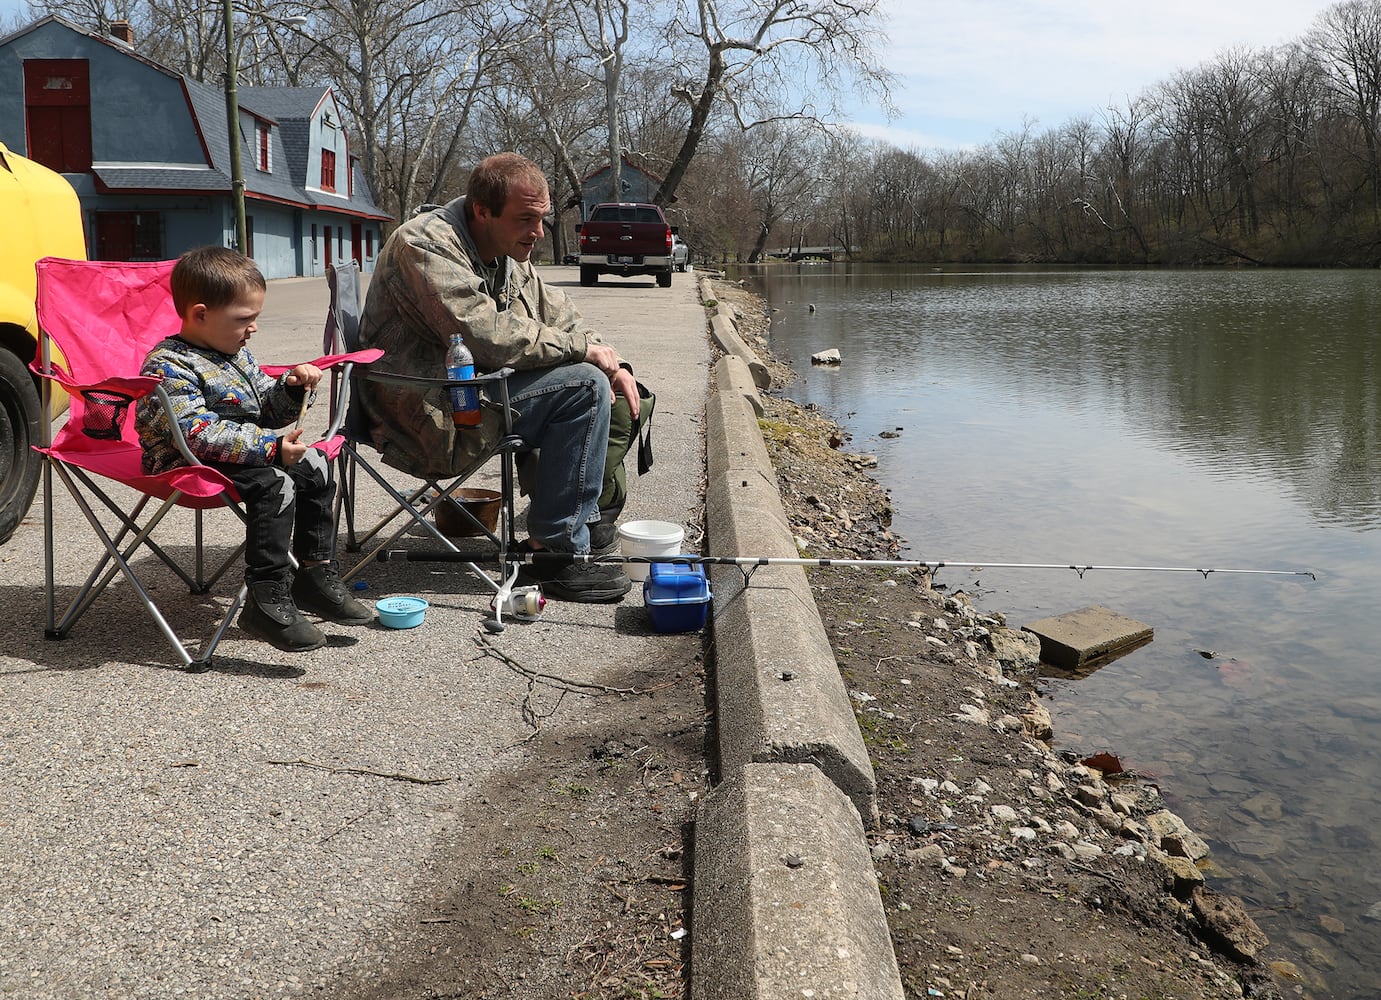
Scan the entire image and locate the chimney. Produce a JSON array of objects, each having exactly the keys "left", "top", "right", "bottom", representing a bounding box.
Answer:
[{"left": 110, "top": 20, "right": 134, "bottom": 45}]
